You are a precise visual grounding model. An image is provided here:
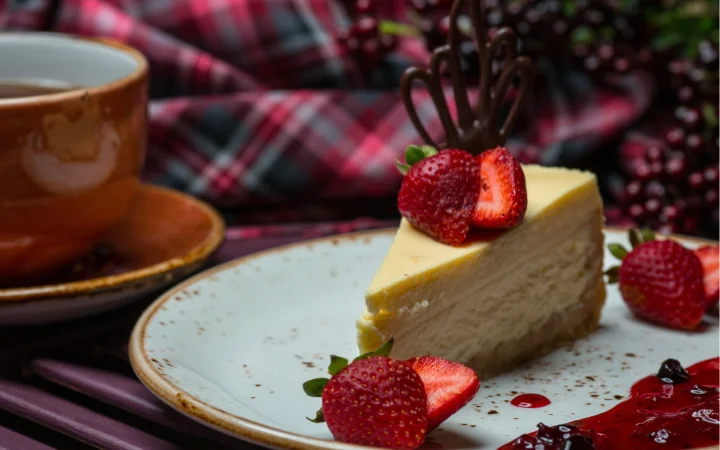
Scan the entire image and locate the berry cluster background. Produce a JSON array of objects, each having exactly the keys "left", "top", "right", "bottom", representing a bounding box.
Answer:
[{"left": 337, "top": 0, "right": 719, "bottom": 238}]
